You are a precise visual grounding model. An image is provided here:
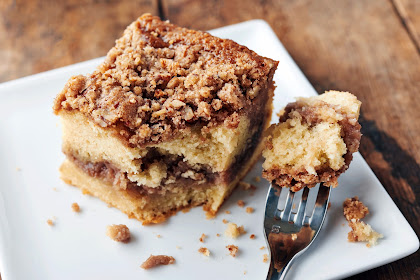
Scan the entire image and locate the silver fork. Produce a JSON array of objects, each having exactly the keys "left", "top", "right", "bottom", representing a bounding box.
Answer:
[{"left": 263, "top": 183, "right": 331, "bottom": 280}]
